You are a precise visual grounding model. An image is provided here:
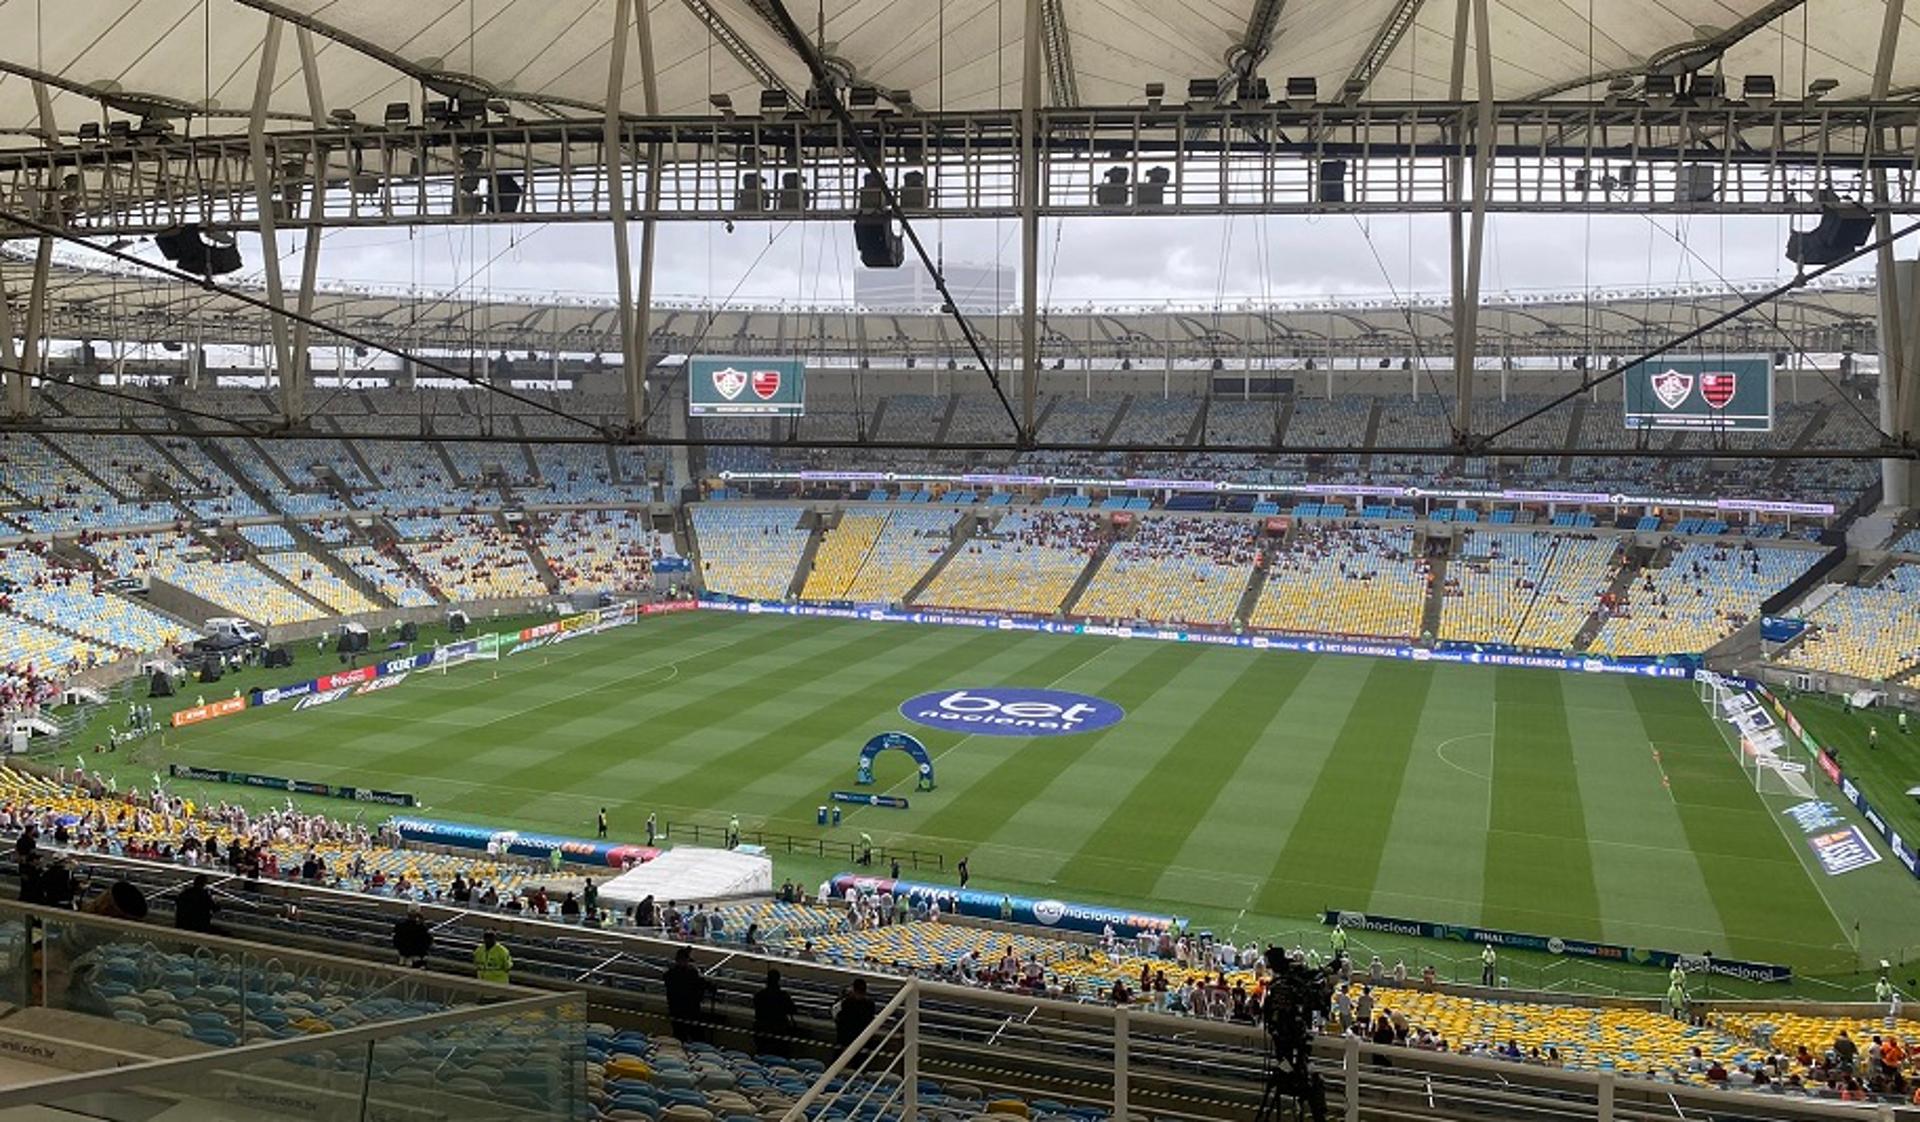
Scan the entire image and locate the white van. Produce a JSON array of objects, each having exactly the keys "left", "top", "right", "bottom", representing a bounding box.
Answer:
[{"left": 204, "top": 617, "right": 265, "bottom": 645}]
